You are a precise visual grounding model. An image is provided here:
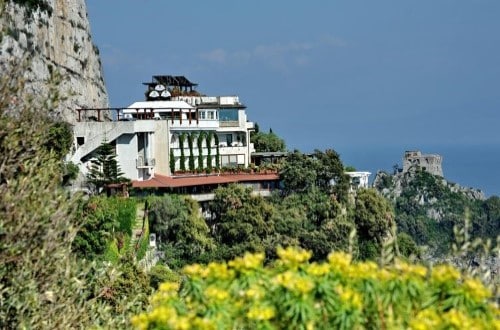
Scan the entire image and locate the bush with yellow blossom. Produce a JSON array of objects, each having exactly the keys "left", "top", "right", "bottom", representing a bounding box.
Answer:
[{"left": 132, "top": 246, "right": 498, "bottom": 329}]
